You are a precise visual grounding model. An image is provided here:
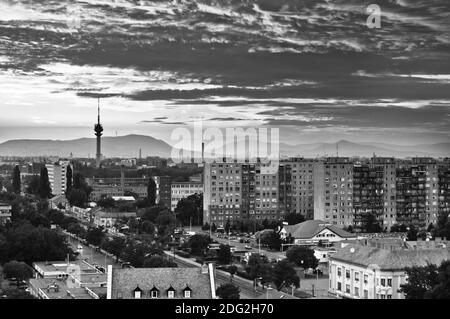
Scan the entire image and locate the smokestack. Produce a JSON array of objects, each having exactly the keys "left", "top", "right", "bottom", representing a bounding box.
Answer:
[
  {"left": 120, "top": 165, "right": 125, "bottom": 195},
  {"left": 202, "top": 142, "right": 205, "bottom": 164}
]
